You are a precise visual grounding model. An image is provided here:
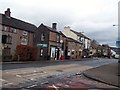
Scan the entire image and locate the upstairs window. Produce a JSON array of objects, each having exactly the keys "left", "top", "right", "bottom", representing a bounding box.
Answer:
[
  {"left": 21, "top": 37, "right": 28, "bottom": 45},
  {"left": 56, "top": 34, "right": 60, "bottom": 42},
  {"left": 10, "top": 28, "right": 17, "bottom": 33},
  {"left": 41, "top": 33, "right": 45, "bottom": 41},
  {"left": 2, "top": 26, "right": 8, "bottom": 31},
  {"left": 7, "top": 34, "right": 12, "bottom": 44},
  {"left": 13, "top": 28, "right": 17, "bottom": 33},
  {"left": 23, "top": 31, "right": 28, "bottom": 36},
  {"left": 2, "top": 35, "right": 7, "bottom": 44}
]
